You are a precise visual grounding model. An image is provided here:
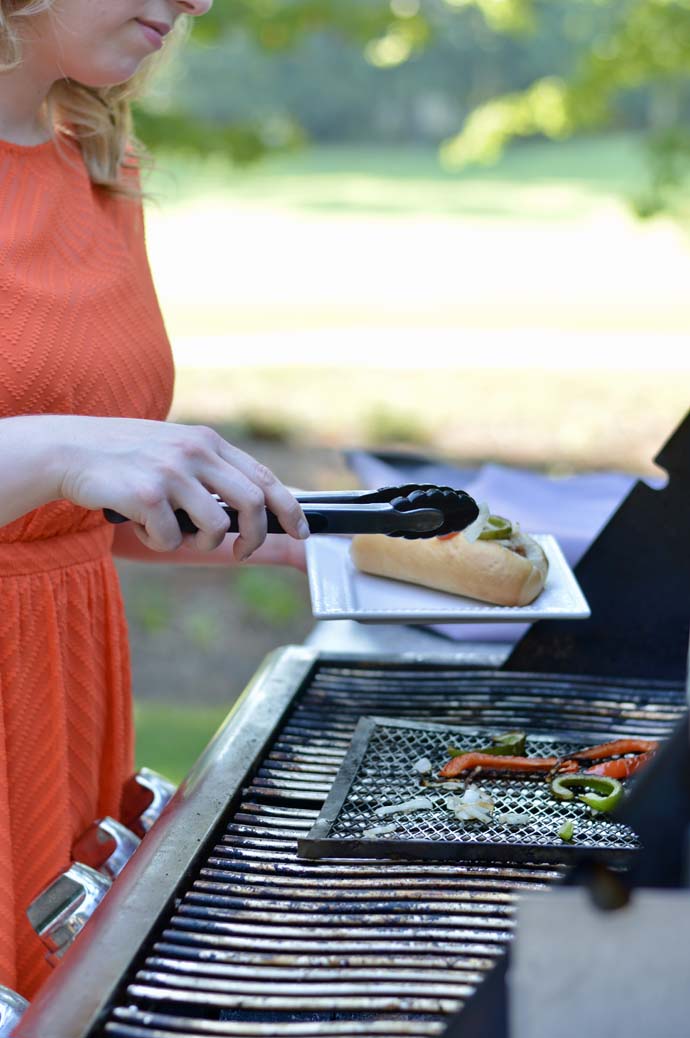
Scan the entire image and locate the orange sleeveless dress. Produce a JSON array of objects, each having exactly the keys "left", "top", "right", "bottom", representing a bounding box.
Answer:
[{"left": 0, "top": 135, "right": 174, "bottom": 998}]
